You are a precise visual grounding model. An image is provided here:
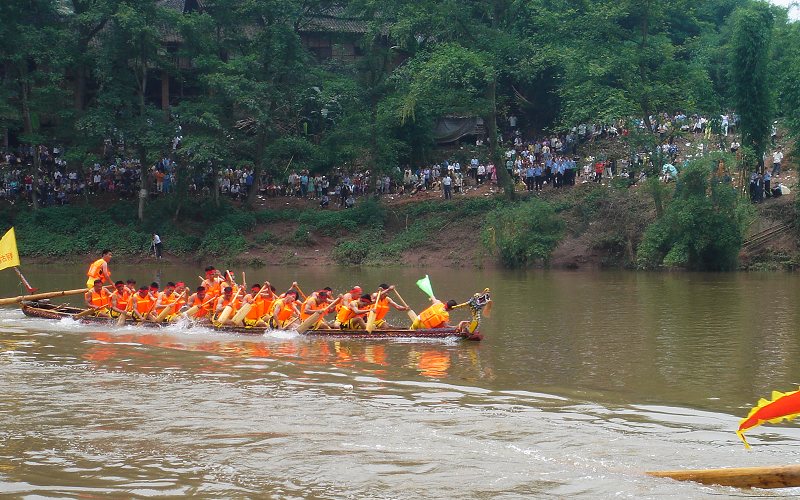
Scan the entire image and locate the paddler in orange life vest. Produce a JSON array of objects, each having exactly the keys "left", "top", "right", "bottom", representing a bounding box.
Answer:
[
  {"left": 334, "top": 293, "right": 373, "bottom": 330},
  {"left": 109, "top": 280, "right": 132, "bottom": 317},
  {"left": 172, "top": 281, "right": 188, "bottom": 314},
  {"left": 241, "top": 283, "right": 269, "bottom": 327},
  {"left": 300, "top": 288, "right": 335, "bottom": 330},
  {"left": 131, "top": 286, "right": 156, "bottom": 321},
  {"left": 412, "top": 297, "right": 471, "bottom": 331},
  {"left": 214, "top": 286, "right": 241, "bottom": 325},
  {"left": 372, "top": 284, "right": 410, "bottom": 330},
  {"left": 201, "top": 266, "right": 224, "bottom": 300},
  {"left": 186, "top": 286, "right": 212, "bottom": 321},
  {"left": 84, "top": 279, "right": 111, "bottom": 316},
  {"left": 85, "top": 249, "right": 112, "bottom": 287},
  {"left": 335, "top": 285, "right": 361, "bottom": 313},
  {"left": 269, "top": 290, "right": 301, "bottom": 329},
  {"left": 154, "top": 281, "right": 179, "bottom": 319}
]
